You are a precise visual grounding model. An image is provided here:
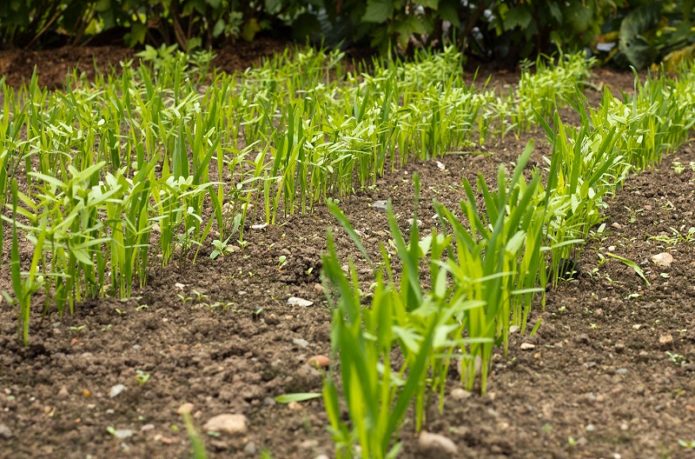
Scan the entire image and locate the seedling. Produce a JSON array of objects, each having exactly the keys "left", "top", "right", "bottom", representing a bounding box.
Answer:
[
  {"left": 180, "top": 411, "right": 208, "bottom": 459},
  {"left": 679, "top": 439, "right": 695, "bottom": 449},
  {"left": 275, "top": 393, "right": 322, "bottom": 404},
  {"left": 666, "top": 352, "right": 687, "bottom": 366},
  {"left": 210, "top": 236, "right": 234, "bottom": 260},
  {"left": 135, "top": 370, "right": 151, "bottom": 385},
  {"left": 672, "top": 161, "right": 686, "bottom": 174},
  {"left": 604, "top": 253, "right": 650, "bottom": 285}
]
